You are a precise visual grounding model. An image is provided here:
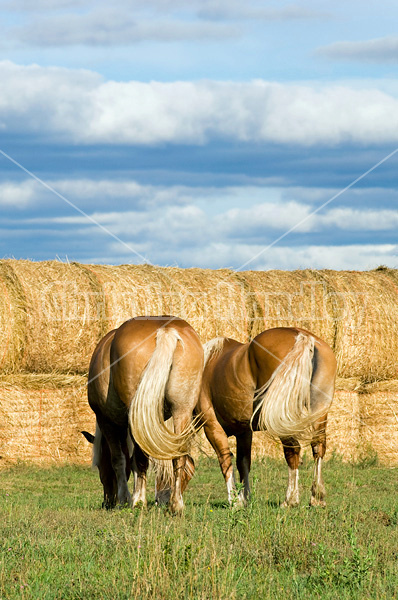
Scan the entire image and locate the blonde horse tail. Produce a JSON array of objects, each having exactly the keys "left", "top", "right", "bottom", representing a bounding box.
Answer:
[
  {"left": 251, "top": 333, "right": 325, "bottom": 442},
  {"left": 128, "top": 327, "right": 193, "bottom": 460}
]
